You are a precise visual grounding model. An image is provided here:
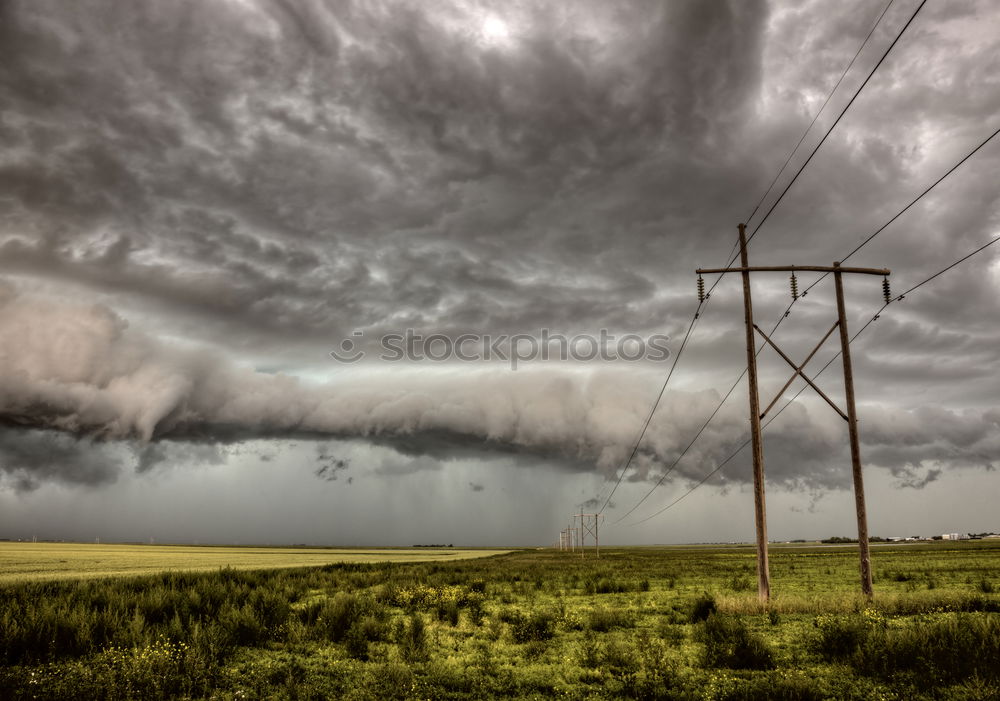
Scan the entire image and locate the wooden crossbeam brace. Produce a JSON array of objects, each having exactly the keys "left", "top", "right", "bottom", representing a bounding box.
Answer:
[
  {"left": 757, "top": 321, "right": 841, "bottom": 419},
  {"left": 754, "top": 323, "right": 848, "bottom": 421}
]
